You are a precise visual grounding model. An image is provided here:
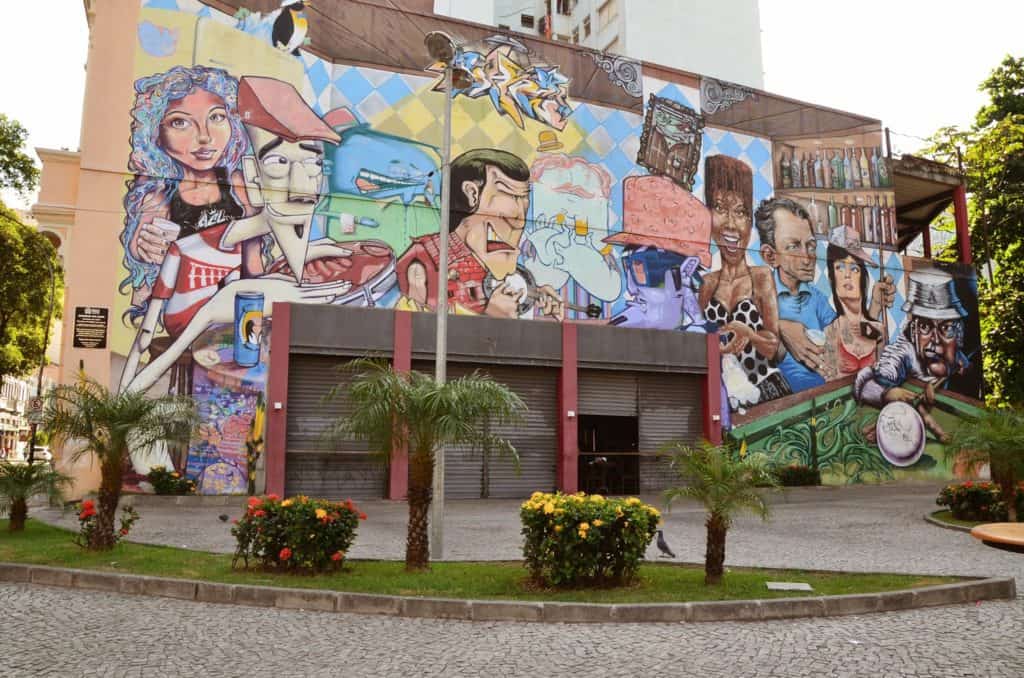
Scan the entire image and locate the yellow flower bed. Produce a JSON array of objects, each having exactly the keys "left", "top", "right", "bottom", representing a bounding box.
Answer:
[{"left": 520, "top": 491, "right": 661, "bottom": 587}]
